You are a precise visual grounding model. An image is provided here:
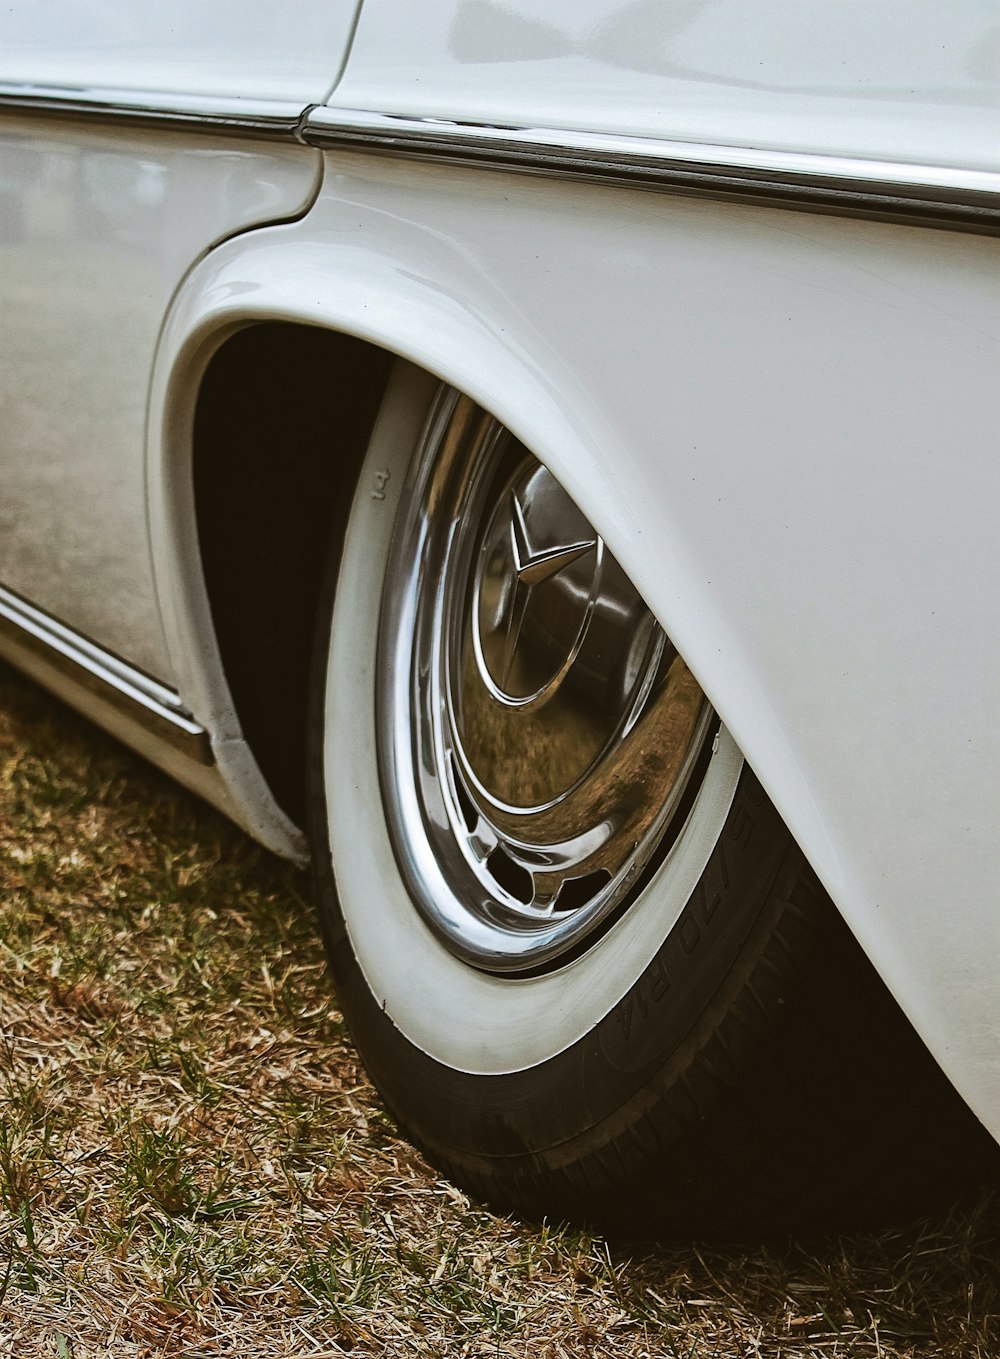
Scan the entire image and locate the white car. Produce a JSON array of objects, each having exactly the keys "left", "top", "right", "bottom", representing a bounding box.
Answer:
[{"left": 2, "top": 1, "right": 998, "bottom": 1233}]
